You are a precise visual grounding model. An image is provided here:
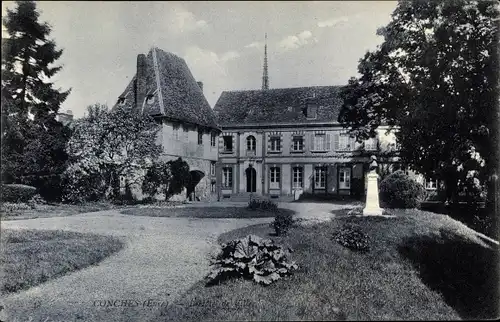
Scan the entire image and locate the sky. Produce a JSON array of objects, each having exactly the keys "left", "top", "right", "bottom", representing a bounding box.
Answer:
[{"left": 2, "top": 1, "right": 398, "bottom": 118}]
